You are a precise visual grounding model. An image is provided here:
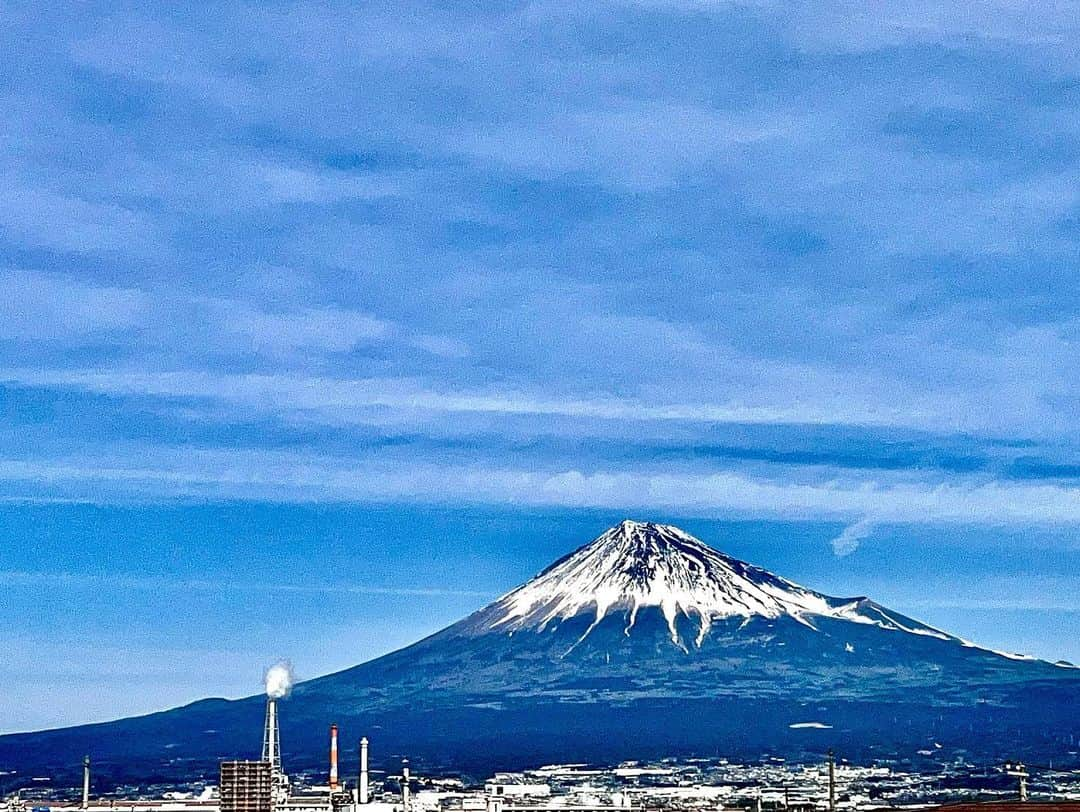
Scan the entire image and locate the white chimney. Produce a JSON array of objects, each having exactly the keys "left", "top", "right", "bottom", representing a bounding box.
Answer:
[
  {"left": 81, "top": 755, "right": 90, "bottom": 810},
  {"left": 359, "top": 737, "right": 370, "bottom": 804}
]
